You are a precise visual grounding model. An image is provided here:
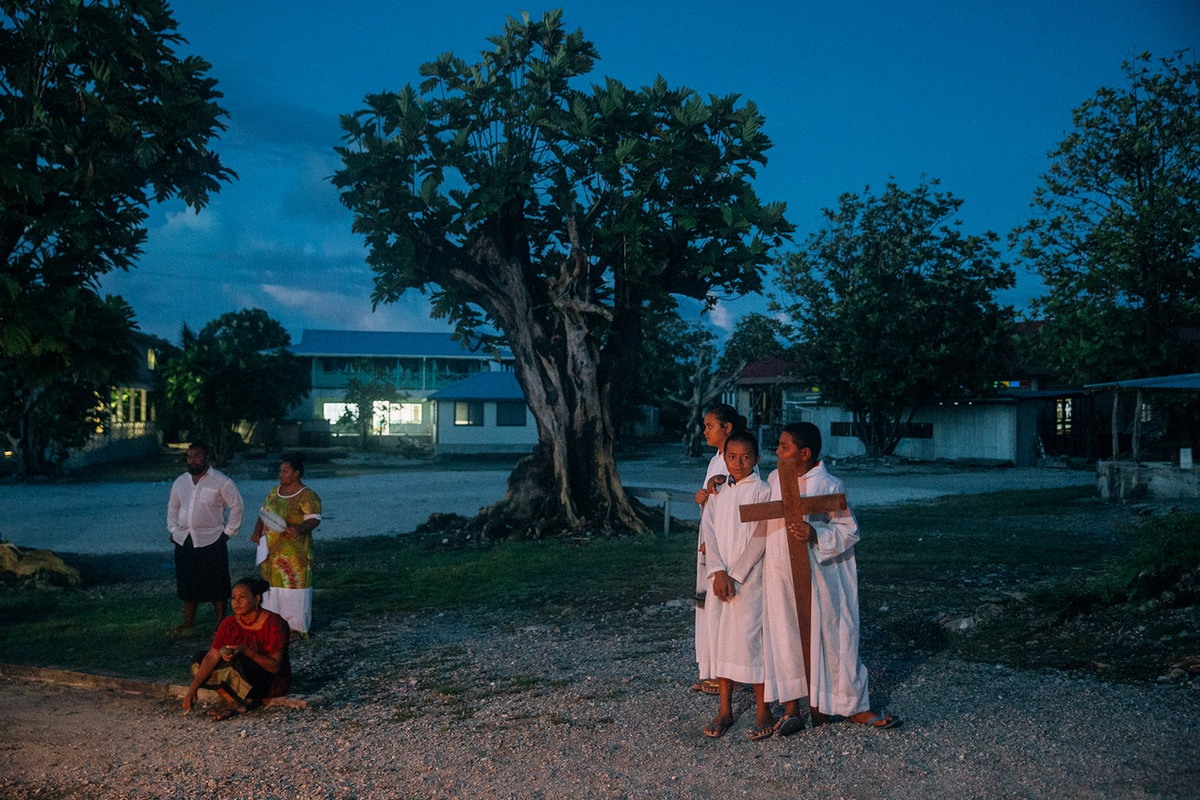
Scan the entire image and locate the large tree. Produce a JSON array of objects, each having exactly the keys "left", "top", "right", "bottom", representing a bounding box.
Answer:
[
  {"left": 160, "top": 309, "right": 309, "bottom": 464},
  {"left": 1013, "top": 51, "right": 1200, "bottom": 384},
  {"left": 0, "top": 0, "right": 234, "bottom": 474},
  {"left": 335, "top": 12, "right": 791, "bottom": 537},
  {"left": 772, "top": 178, "right": 1014, "bottom": 457},
  {"left": 0, "top": 292, "right": 136, "bottom": 474}
]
